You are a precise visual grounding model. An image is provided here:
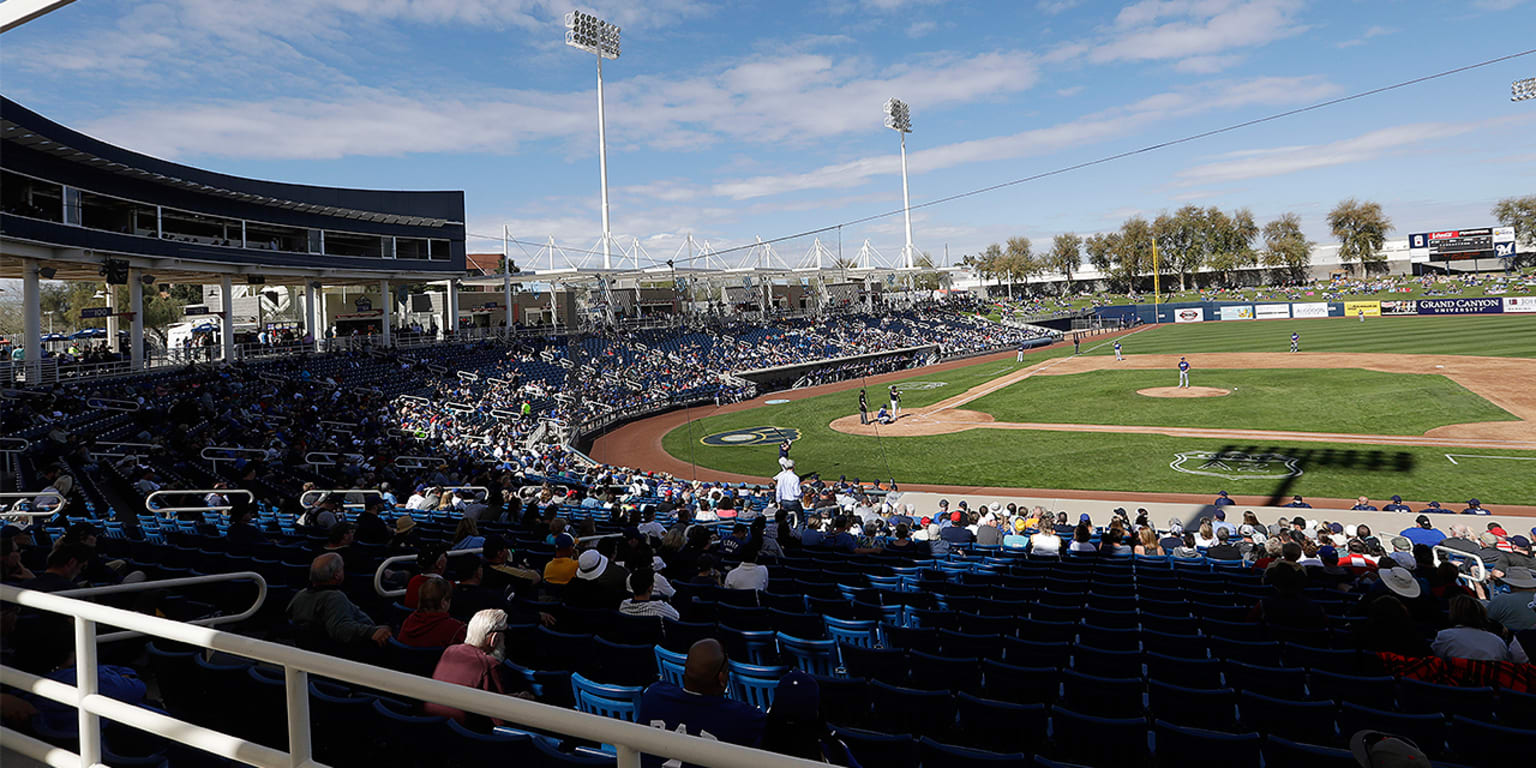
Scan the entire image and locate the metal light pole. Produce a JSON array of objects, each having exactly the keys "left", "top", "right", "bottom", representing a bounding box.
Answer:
[
  {"left": 1514, "top": 77, "right": 1536, "bottom": 102},
  {"left": 883, "top": 98, "right": 916, "bottom": 271},
  {"left": 565, "top": 10, "right": 621, "bottom": 270}
]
